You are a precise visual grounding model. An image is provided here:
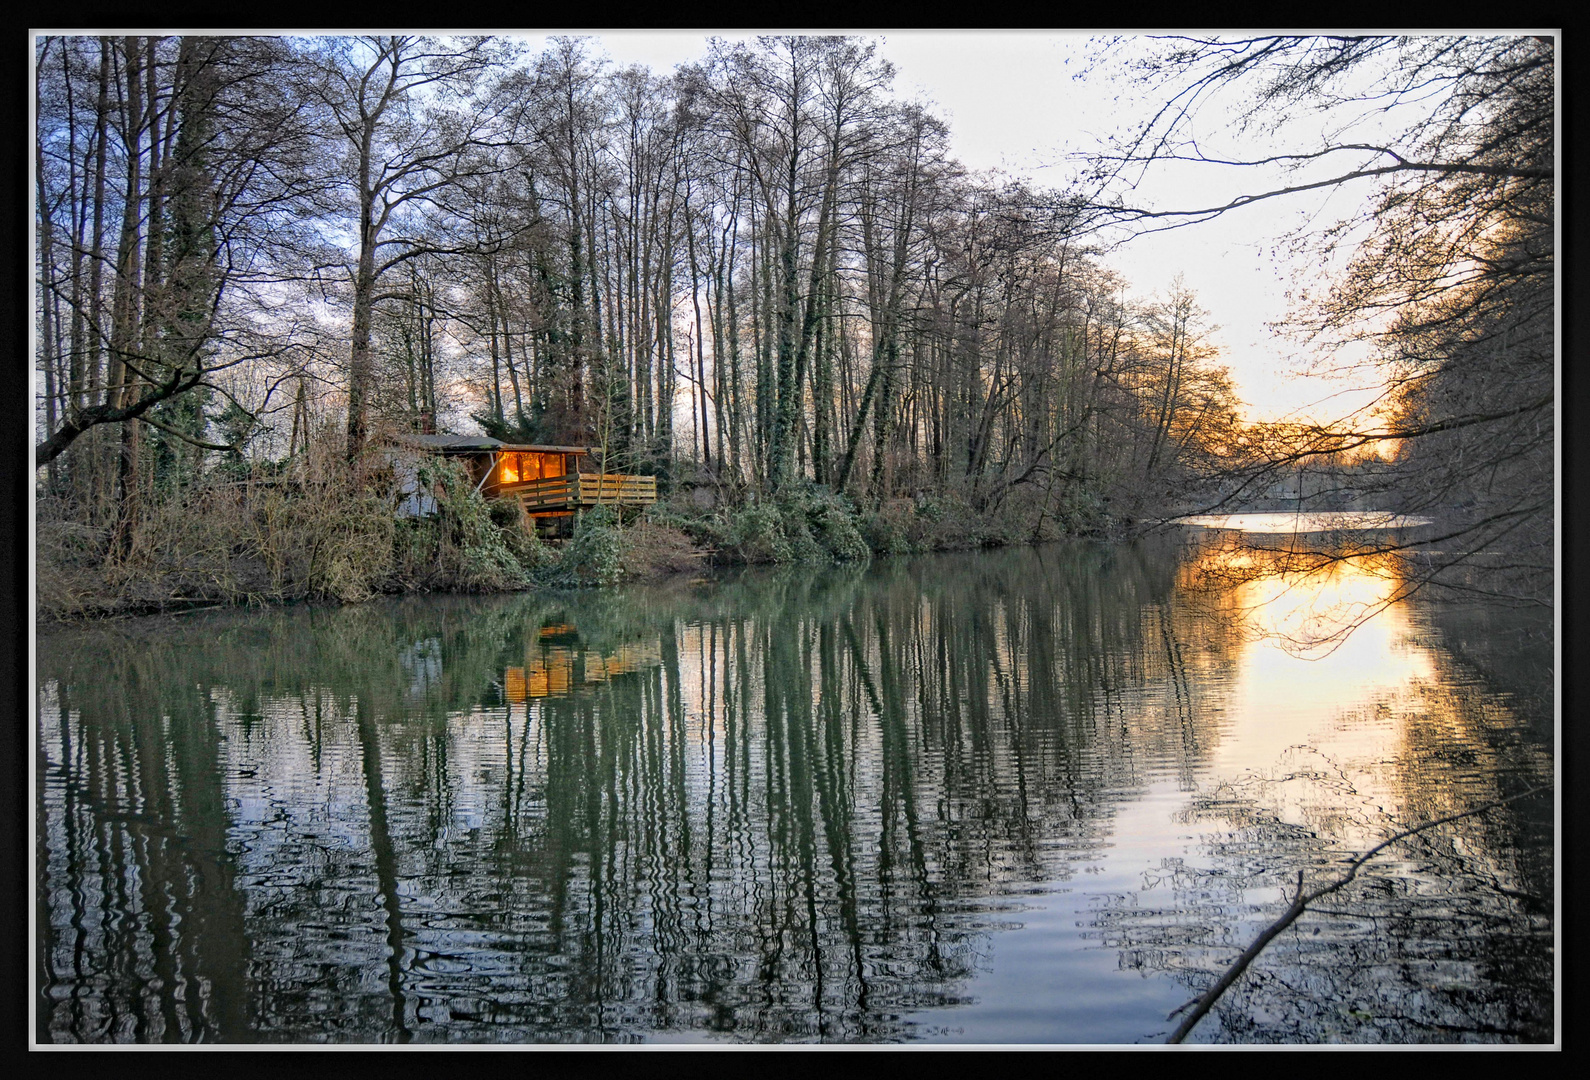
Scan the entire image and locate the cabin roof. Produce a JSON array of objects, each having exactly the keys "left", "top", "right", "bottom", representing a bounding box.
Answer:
[
  {"left": 496, "top": 442, "right": 593, "bottom": 454},
  {"left": 391, "top": 434, "right": 593, "bottom": 455}
]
